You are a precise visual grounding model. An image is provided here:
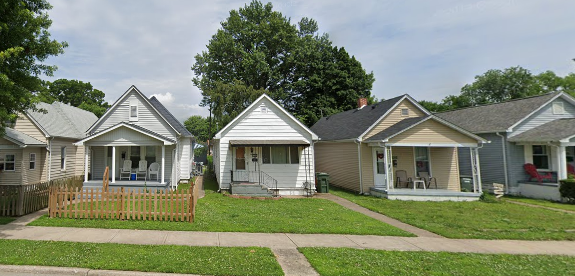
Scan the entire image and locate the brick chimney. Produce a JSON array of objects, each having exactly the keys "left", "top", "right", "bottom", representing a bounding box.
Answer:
[{"left": 357, "top": 97, "right": 368, "bottom": 109}]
